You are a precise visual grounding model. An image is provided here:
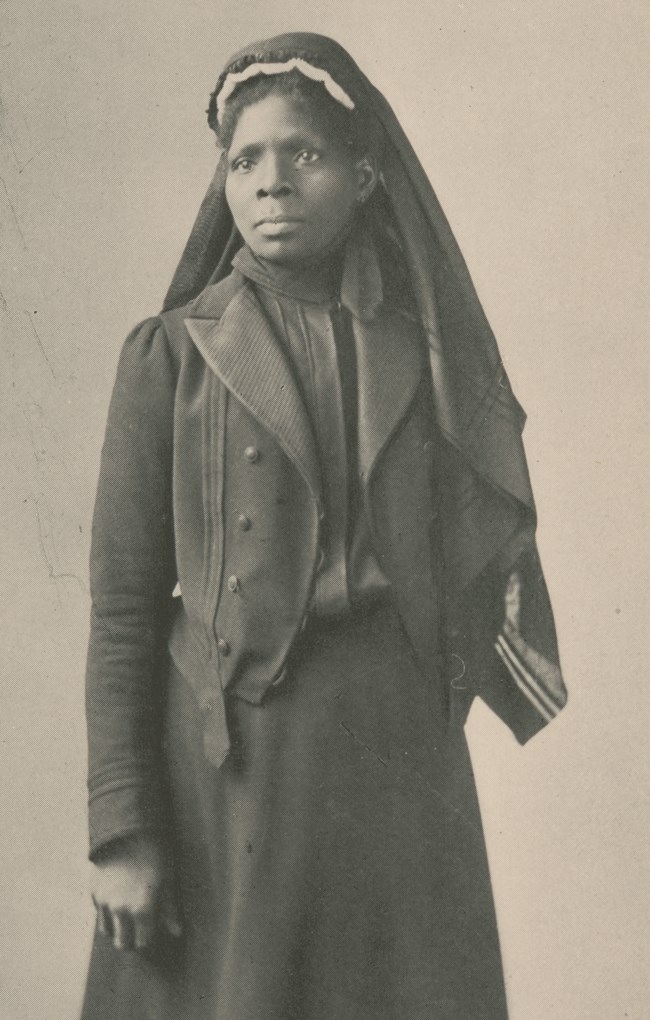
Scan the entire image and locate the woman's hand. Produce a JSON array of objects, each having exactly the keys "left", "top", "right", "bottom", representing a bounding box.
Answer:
[{"left": 90, "top": 834, "right": 182, "bottom": 951}]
